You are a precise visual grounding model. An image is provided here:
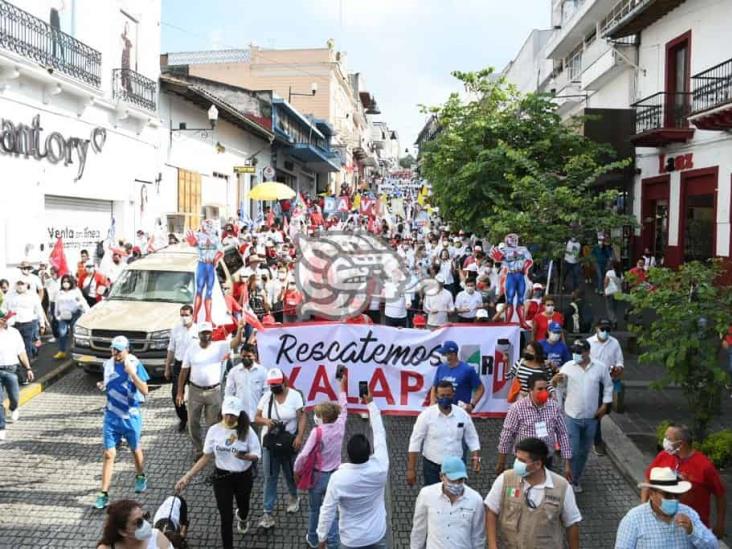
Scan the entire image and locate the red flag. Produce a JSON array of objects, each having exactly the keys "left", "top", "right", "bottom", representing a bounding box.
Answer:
[
  {"left": 244, "top": 306, "right": 265, "bottom": 331},
  {"left": 49, "top": 237, "right": 69, "bottom": 277}
]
